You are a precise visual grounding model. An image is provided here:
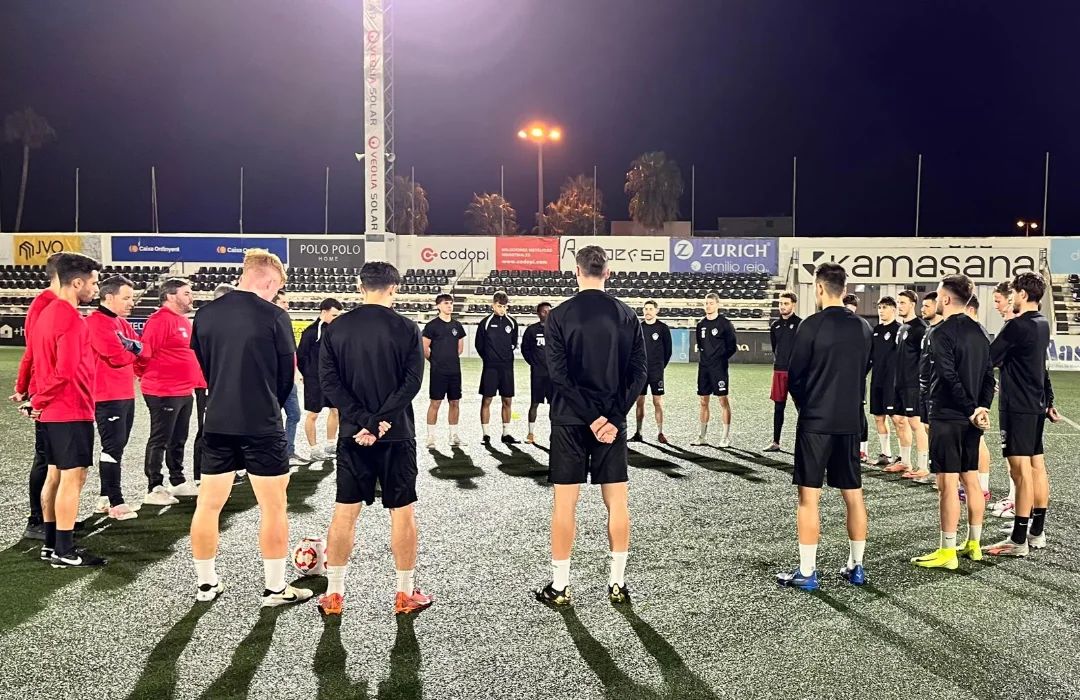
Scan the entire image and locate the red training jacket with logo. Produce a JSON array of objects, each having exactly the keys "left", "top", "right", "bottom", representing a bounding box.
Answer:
[
  {"left": 87, "top": 306, "right": 138, "bottom": 402},
  {"left": 136, "top": 306, "right": 205, "bottom": 397},
  {"left": 15, "top": 288, "right": 58, "bottom": 396},
  {"left": 30, "top": 299, "right": 96, "bottom": 422}
]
